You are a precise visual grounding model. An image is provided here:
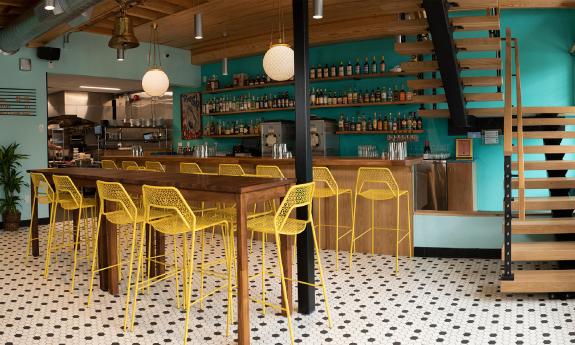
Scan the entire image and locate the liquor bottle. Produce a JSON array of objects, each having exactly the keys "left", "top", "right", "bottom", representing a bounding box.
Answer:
[
  {"left": 339, "top": 61, "right": 345, "bottom": 77},
  {"left": 347, "top": 89, "right": 353, "bottom": 104},
  {"left": 360, "top": 114, "right": 366, "bottom": 131},
  {"left": 310, "top": 65, "right": 316, "bottom": 79},
  {"left": 387, "top": 86, "right": 393, "bottom": 102},
  {"left": 378, "top": 114, "right": 383, "bottom": 131},
  {"left": 363, "top": 90, "right": 369, "bottom": 103},
  {"left": 423, "top": 140, "right": 431, "bottom": 159},
  {"left": 392, "top": 116, "right": 398, "bottom": 131},
  {"left": 372, "top": 113, "right": 378, "bottom": 131},
  {"left": 351, "top": 116, "right": 356, "bottom": 131},
  {"left": 323, "top": 64, "right": 329, "bottom": 78},
  {"left": 354, "top": 58, "right": 361, "bottom": 75},
  {"left": 393, "top": 85, "right": 400, "bottom": 101},
  {"left": 371, "top": 56, "right": 377, "bottom": 73},
  {"left": 381, "top": 87, "right": 387, "bottom": 102},
  {"left": 406, "top": 86, "right": 413, "bottom": 101},
  {"left": 380, "top": 55, "right": 386, "bottom": 72},
  {"left": 345, "top": 116, "right": 350, "bottom": 131},
  {"left": 417, "top": 116, "right": 423, "bottom": 130},
  {"left": 310, "top": 88, "right": 316, "bottom": 105},
  {"left": 317, "top": 64, "right": 323, "bottom": 79},
  {"left": 388, "top": 112, "right": 393, "bottom": 131},
  {"left": 330, "top": 63, "right": 337, "bottom": 77},
  {"left": 363, "top": 57, "right": 369, "bottom": 74},
  {"left": 375, "top": 87, "right": 382, "bottom": 103},
  {"left": 353, "top": 88, "right": 359, "bottom": 103},
  {"left": 347, "top": 60, "right": 353, "bottom": 76},
  {"left": 400, "top": 112, "right": 406, "bottom": 130},
  {"left": 369, "top": 89, "right": 375, "bottom": 103},
  {"left": 338, "top": 113, "right": 345, "bottom": 131},
  {"left": 399, "top": 84, "right": 406, "bottom": 101}
]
